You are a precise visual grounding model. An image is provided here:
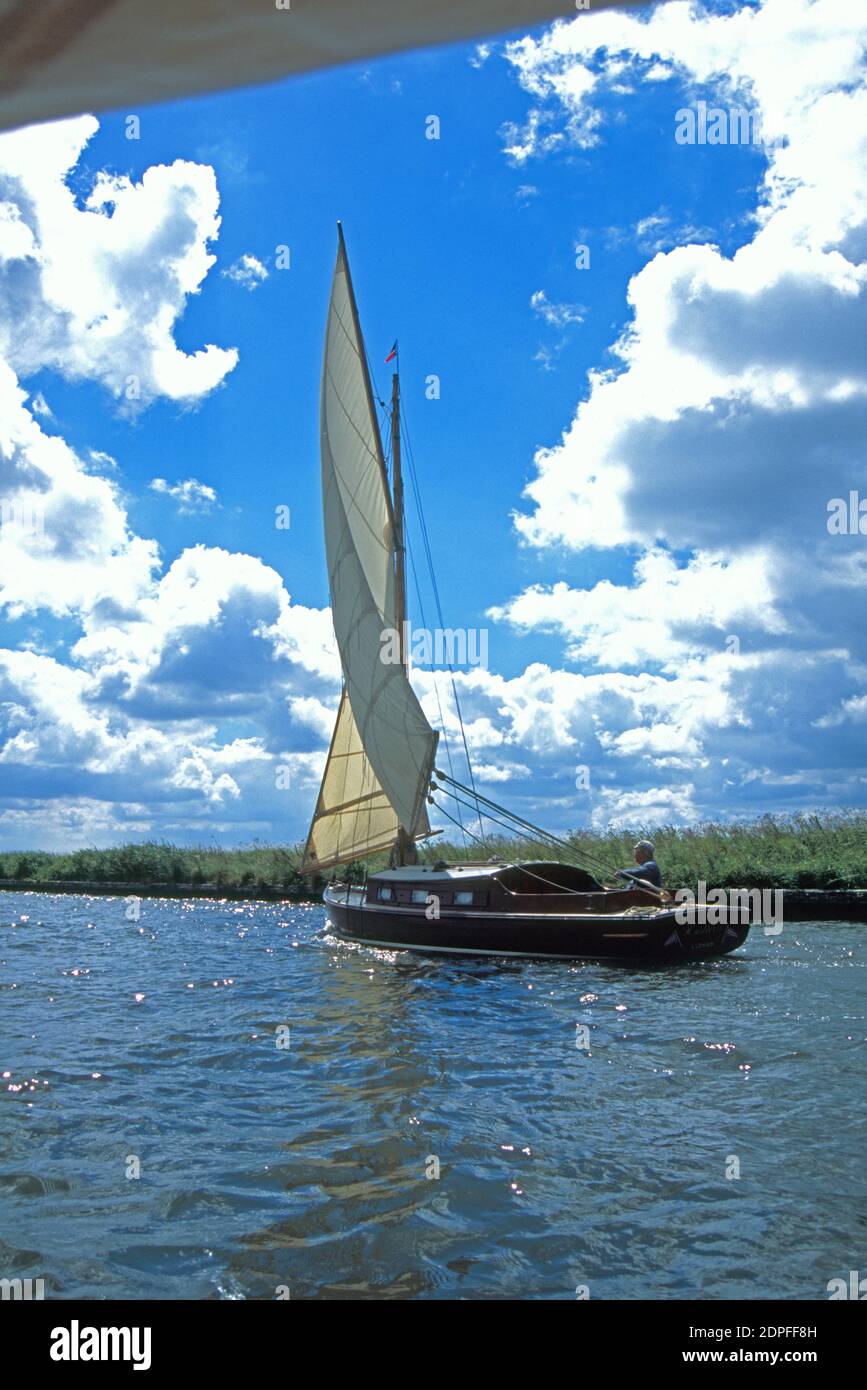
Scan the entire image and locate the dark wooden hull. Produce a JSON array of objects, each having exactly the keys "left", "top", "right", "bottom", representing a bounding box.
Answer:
[{"left": 323, "top": 887, "right": 750, "bottom": 963}]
